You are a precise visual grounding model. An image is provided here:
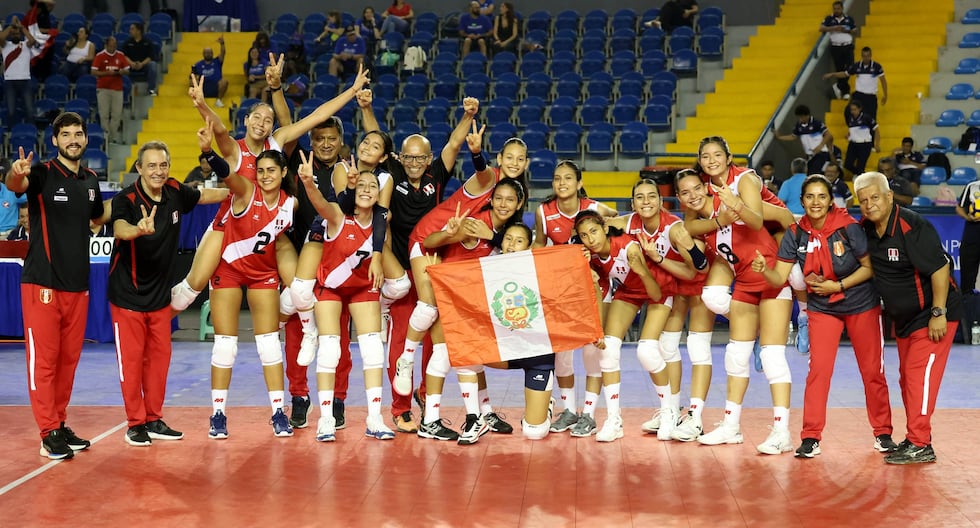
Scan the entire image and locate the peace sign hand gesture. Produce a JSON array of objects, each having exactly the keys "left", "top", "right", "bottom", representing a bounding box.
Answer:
[
  {"left": 445, "top": 202, "right": 471, "bottom": 237},
  {"left": 265, "top": 53, "right": 285, "bottom": 87},
  {"left": 638, "top": 232, "right": 663, "bottom": 264},
  {"left": 465, "top": 121, "right": 486, "bottom": 154},
  {"left": 11, "top": 146, "right": 34, "bottom": 177},
  {"left": 710, "top": 181, "right": 741, "bottom": 211},
  {"left": 297, "top": 149, "right": 315, "bottom": 187},
  {"left": 350, "top": 63, "right": 371, "bottom": 92},
  {"left": 188, "top": 73, "right": 205, "bottom": 107},
  {"left": 136, "top": 204, "right": 157, "bottom": 236},
  {"left": 344, "top": 154, "right": 359, "bottom": 188}
]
